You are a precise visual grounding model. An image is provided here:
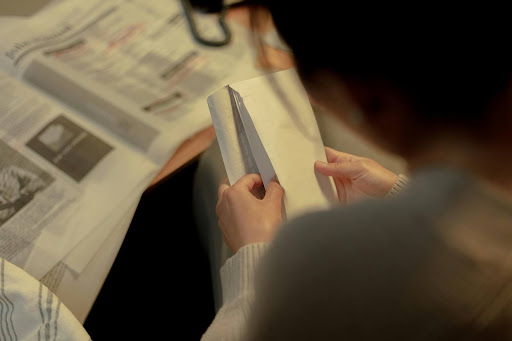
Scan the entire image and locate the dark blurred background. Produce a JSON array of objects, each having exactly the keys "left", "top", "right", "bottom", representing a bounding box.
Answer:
[{"left": 83, "top": 160, "right": 215, "bottom": 340}]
